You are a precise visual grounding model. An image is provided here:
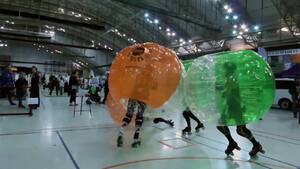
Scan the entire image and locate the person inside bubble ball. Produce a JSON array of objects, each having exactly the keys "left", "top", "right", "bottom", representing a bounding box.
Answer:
[
  {"left": 216, "top": 61, "right": 264, "bottom": 157},
  {"left": 116, "top": 46, "right": 157, "bottom": 148},
  {"left": 153, "top": 117, "right": 174, "bottom": 127},
  {"left": 182, "top": 106, "right": 205, "bottom": 135},
  {"left": 117, "top": 98, "right": 146, "bottom": 148}
]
